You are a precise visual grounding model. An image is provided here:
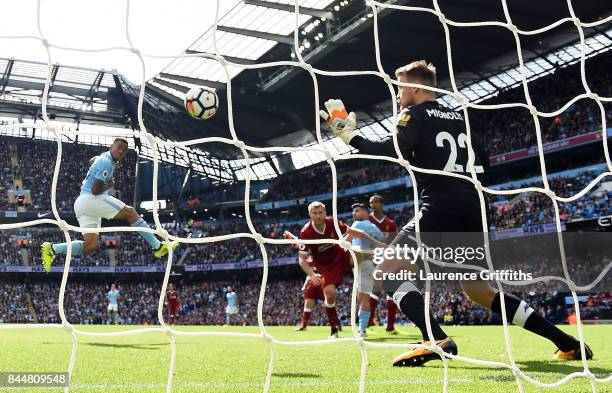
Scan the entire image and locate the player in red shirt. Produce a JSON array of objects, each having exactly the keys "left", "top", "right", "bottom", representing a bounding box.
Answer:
[
  {"left": 367, "top": 194, "right": 400, "bottom": 335},
  {"left": 165, "top": 283, "right": 180, "bottom": 325},
  {"left": 283, "top": 233, "right": 325, "bottom": 331},
  {"left": 297, "top": 201, "right": 353, "bottom": 338},
  {"left": 286, "top": 201, "right": 381, "bottom": 337}
]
